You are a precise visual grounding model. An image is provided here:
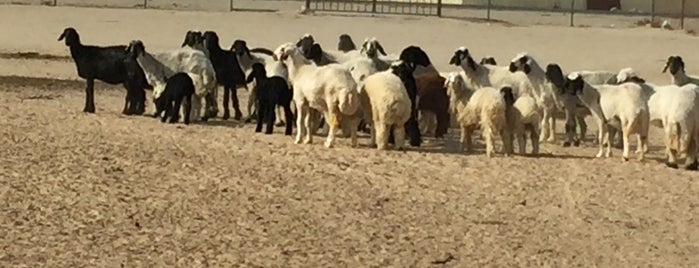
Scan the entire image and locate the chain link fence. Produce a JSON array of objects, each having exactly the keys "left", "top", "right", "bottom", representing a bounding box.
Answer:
[{"left": 1, "top": 0, "right": 696, "bottom": 32}]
